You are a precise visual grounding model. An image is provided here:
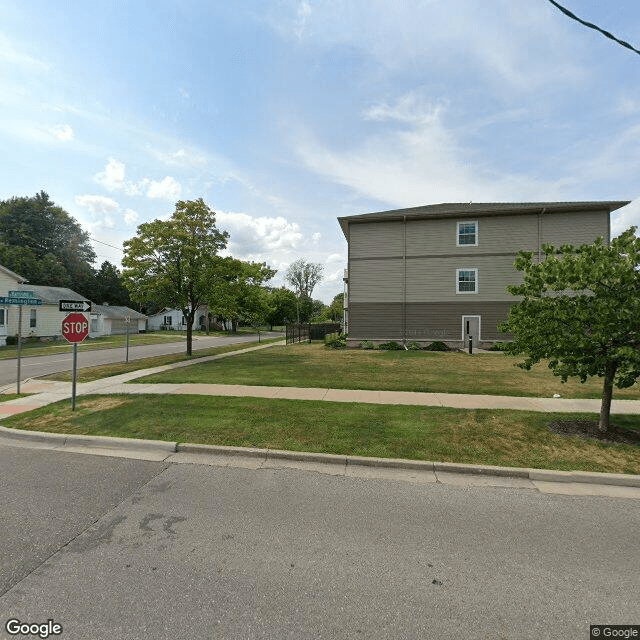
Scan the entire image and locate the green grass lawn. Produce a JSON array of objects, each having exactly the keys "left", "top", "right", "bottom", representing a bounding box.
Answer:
[
  {"left": 135, "top": 342, "right": 640, "bottom": 400},
  {"left": 3, "top": 394, "right": 639, "bottom": 474},
  {"left": 40, "top": 338, "right": 284, "bottom": 383}
]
